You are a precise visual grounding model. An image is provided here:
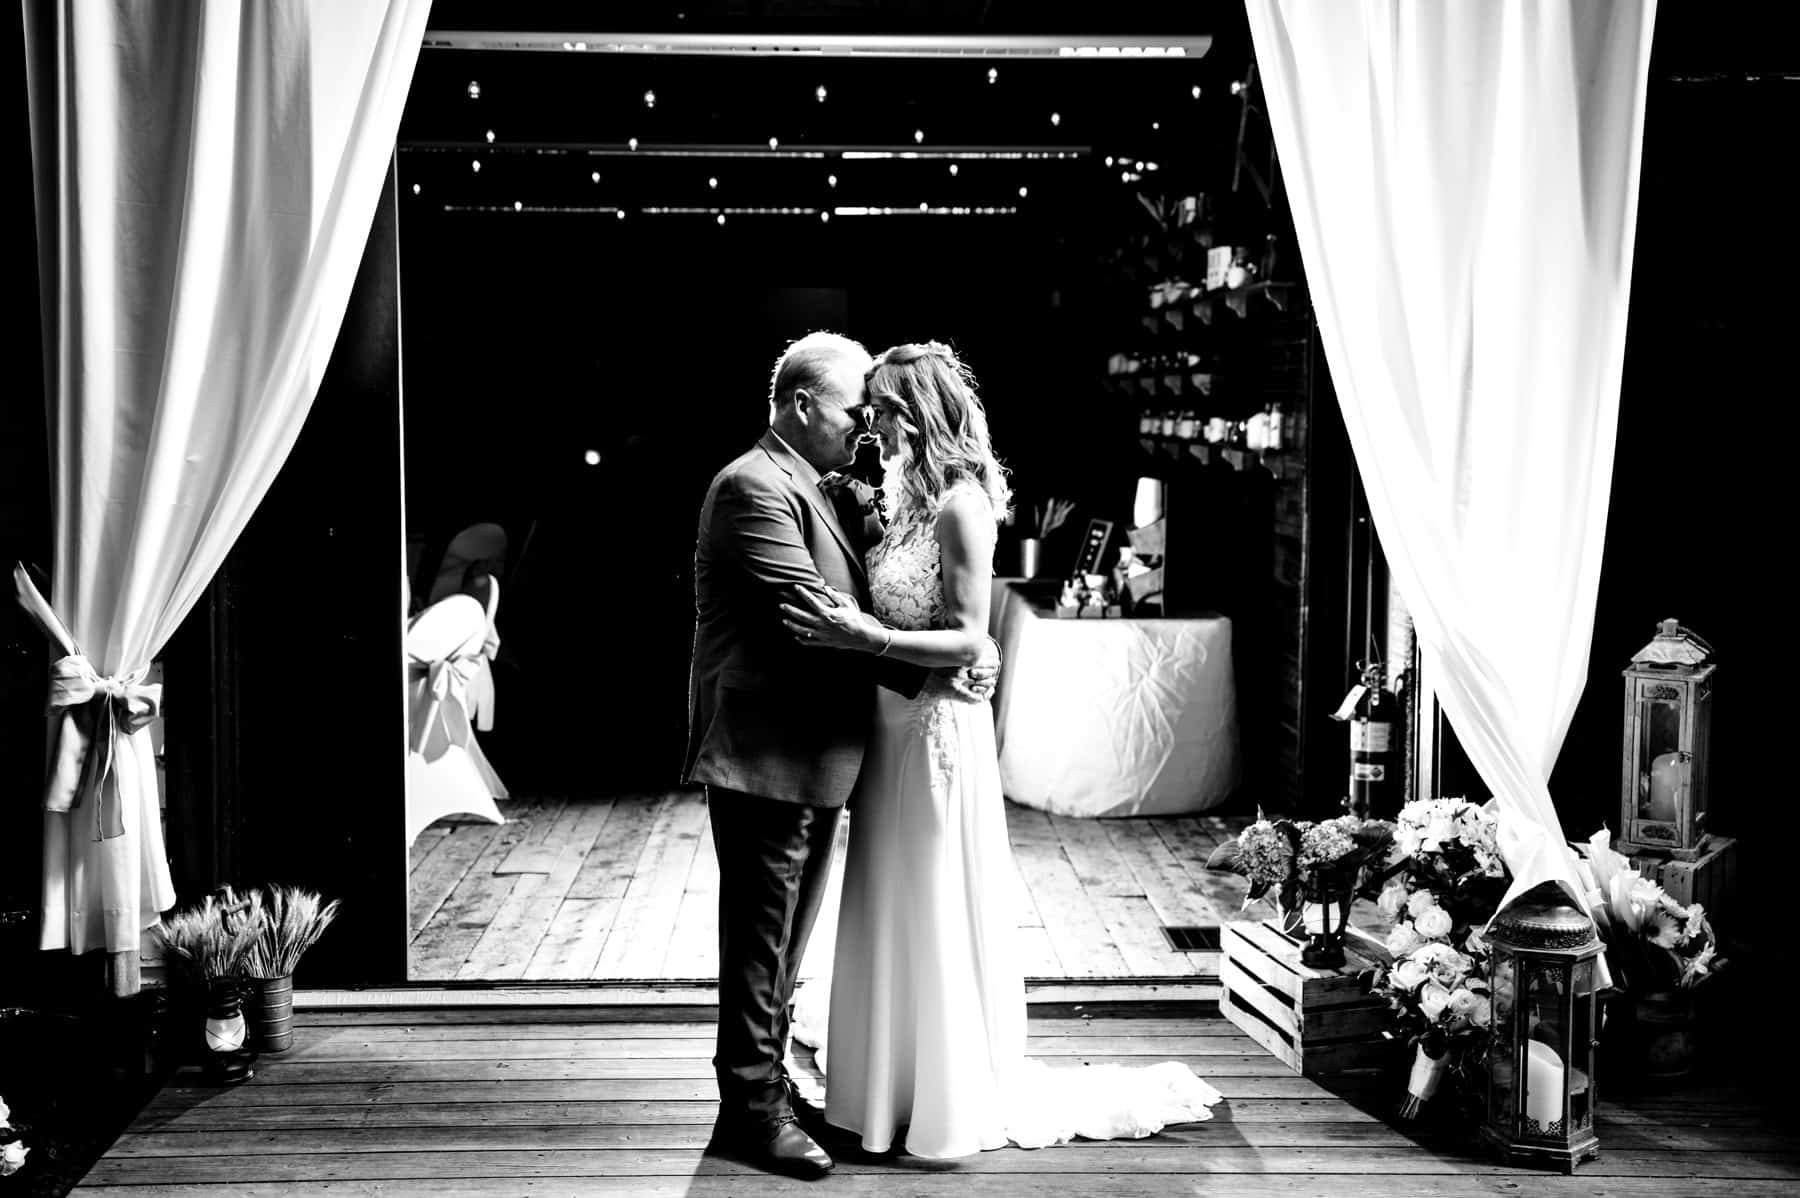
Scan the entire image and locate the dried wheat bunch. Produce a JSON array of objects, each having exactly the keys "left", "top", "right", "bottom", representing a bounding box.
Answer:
[{"left": 244, "top": 886, "right": 342, "bottom": 979}]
